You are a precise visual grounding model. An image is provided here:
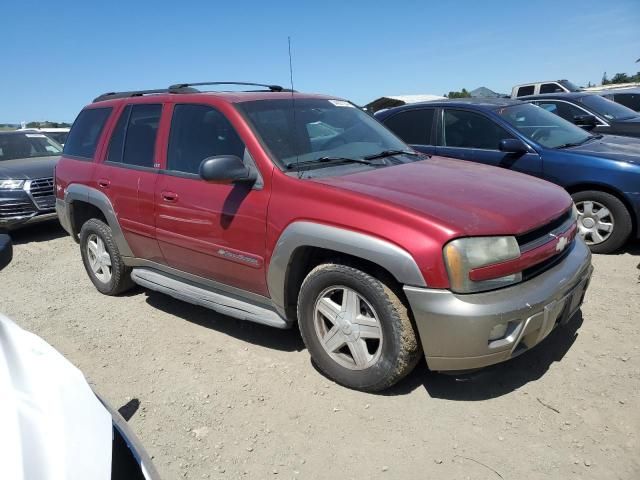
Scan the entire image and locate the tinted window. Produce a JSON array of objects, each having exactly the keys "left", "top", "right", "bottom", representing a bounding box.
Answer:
[
  {"left": 536, "top": 101, "right": 589, "bottom": 123},
  {"left": 442, "top": 110, "right": 513, "bottom": 149},
  {"left": 168, "top": 105, "right": 245, "bottom": 174},
  {"left": 540, "top": 83, "right": 564, "bottom": 94},
  {"left": 107, "top": 105, "right": 130, "bottom": 163},
  {"left": 613, "top": 93, "right": 640, "bottom": 112},
  {"left": 383, "top": 109, "right": 434, "bottom": 145},
  {"left": 116, "top": 104, "right": 162, "bottom": 168},
  {"left": 64, "top": 108, "right": 112, "bottom": 159},
  {"left": 238, "top": 98, "right": 409, "bottom": 169},
  {"left": 579, "top": 95, "right": 637, "bottom": 121},
  {"left": 0, "top": 132, "right": 62, "bottom": 161},
  {"left": 497, "top": 103, "right": 592, "bottom": 149},
  {"left": 516, "top": 86, "right": 535, "bottom": 97}
]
